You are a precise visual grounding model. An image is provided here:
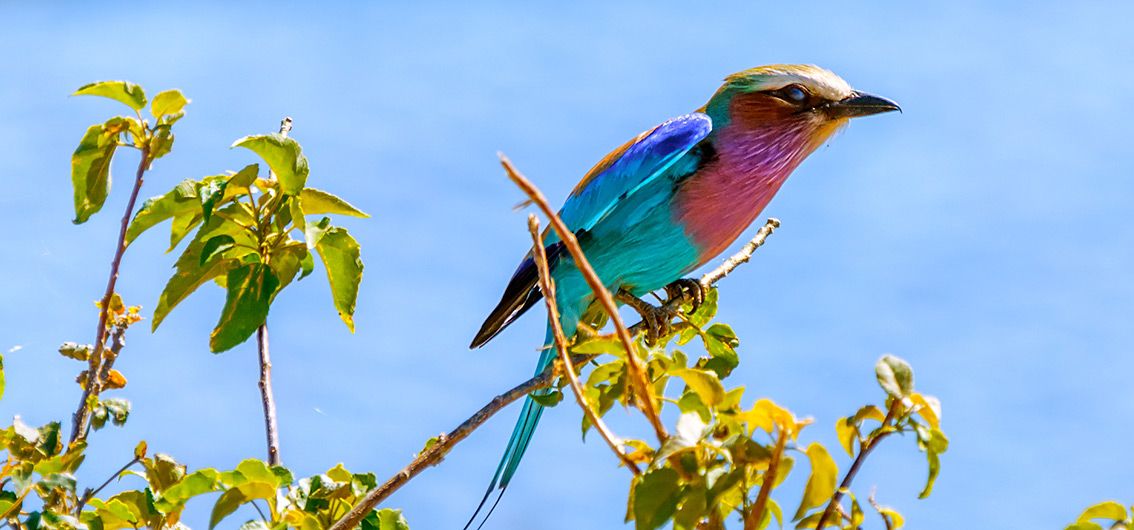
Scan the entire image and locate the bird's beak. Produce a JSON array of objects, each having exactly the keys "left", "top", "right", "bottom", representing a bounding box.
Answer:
[{"left": 825, "top": 91, "right": 901, "bottom": 119}]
